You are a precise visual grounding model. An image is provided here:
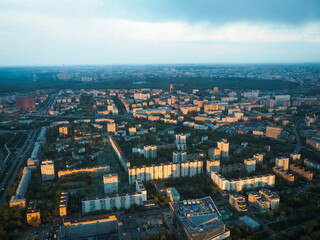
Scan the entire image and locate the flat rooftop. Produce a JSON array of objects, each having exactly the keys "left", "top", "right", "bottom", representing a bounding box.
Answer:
[{"left": 170, "top": 196, "right": 226, "bottom": 237}]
